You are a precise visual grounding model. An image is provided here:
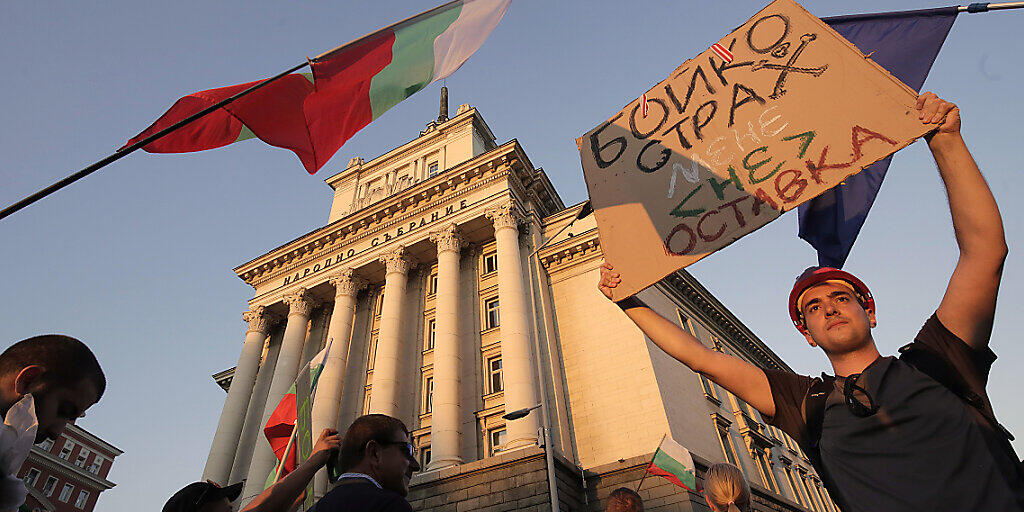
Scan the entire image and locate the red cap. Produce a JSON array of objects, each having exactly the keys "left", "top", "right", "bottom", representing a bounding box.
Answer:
[{"left": 788, "top": 267, "right": 874, "bottom": 334}]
